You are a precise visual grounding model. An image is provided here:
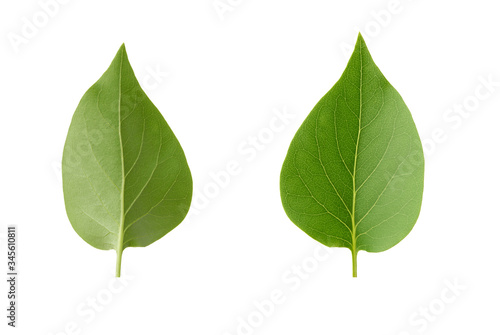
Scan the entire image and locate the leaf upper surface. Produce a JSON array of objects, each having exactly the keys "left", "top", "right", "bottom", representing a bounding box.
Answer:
[{"left": 280, "top": 35, "right": 424, "bottom": 271}]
